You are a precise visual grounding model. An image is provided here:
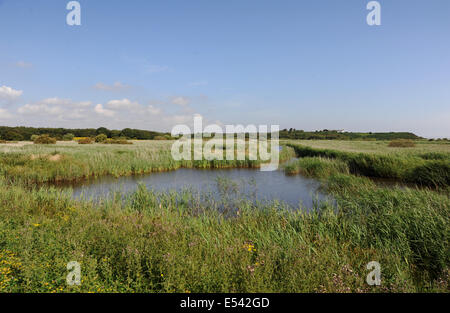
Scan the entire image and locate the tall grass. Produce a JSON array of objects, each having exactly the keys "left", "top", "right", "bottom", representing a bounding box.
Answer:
[
  {"left": 0, "top": 142, "right": 296, "bottom": 184},
  {"left": 284, "top": 157, "right": 349, "bottom": 178},
  {"left": 287, "top": 143, "right": 450, "bottom": 187},
  {"left": 0, "top": 175, "right": 448, "bottom": 293}
]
